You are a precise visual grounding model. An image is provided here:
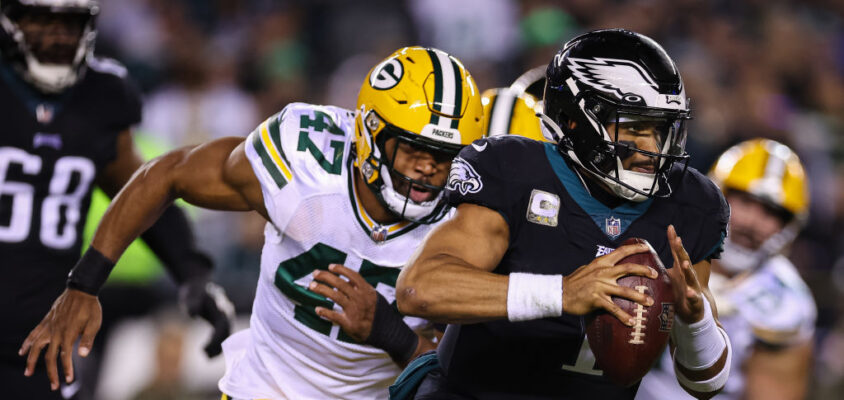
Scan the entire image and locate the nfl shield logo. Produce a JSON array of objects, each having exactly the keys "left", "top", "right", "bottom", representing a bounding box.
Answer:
[
  {"left": 605, "top": 217, "right": 621, "bottom": 238},
  {"left": 370, "top": 225, "right": 389, "bottom": 243}
]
